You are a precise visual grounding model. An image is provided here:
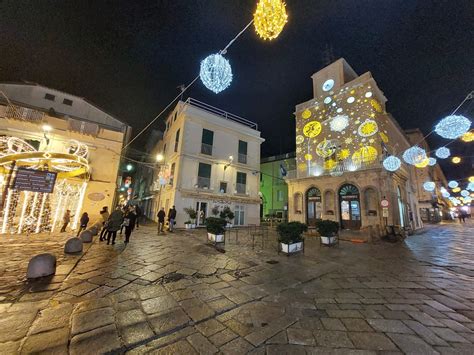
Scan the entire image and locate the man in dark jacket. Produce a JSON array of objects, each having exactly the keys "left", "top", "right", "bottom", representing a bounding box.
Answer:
[
  {"left": 76, "top": 212, "right": 89, "bottom": 236},
  {"left": 157, "top": 207, "right": 166, "bottom": 234},
  {"left": 168, "top": 205, "right": 177, "bottom": 232},
  {"left": 123, "top": 207, "right": 137, "bottom": 243},
  {"left": 135, "top": 205, "right": 142, "bottom": 229}
]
